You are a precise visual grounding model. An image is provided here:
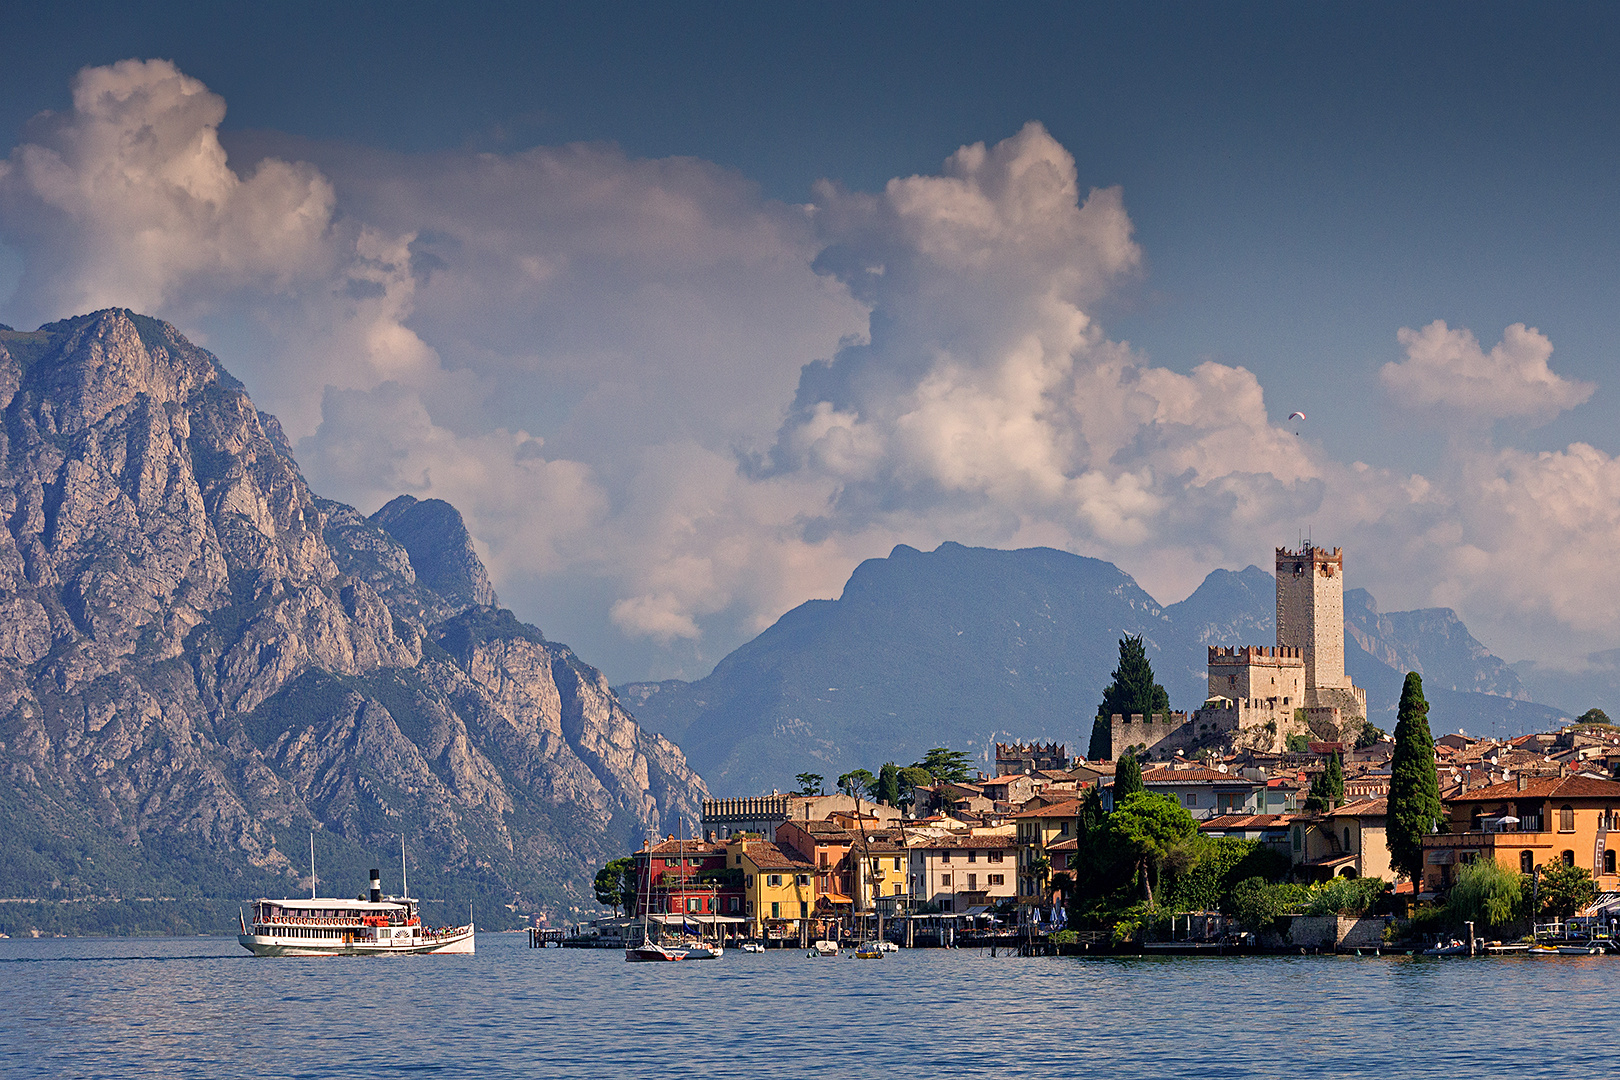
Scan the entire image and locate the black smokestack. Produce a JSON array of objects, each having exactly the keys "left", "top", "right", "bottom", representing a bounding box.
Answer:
[{"left": 369, "top": 869, "right": 381, "bottom": 904}]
